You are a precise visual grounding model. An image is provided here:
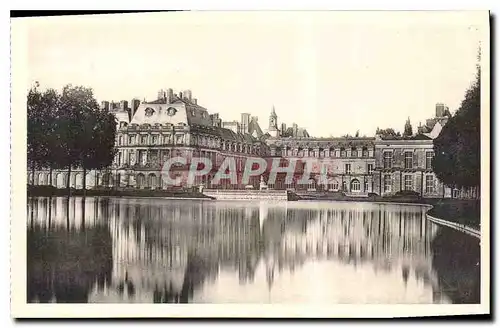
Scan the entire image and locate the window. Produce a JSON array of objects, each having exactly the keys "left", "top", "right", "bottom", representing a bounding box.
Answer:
[
  {"left": 345, "top": 164, "right": 351, "bottom": 174},
  {"left": 342, "top": 181, "right": 347, "bottom": 191},
  {"left": 367, "top": 164, "right": 374, "bottom": 174},
  {"left": 384, "top": 175, "right": 392, "bottom": 192},
  {"left": 119, "top": 136, "right": 123, "bottom": 145},
  {"left": 362, "top": 150, "right": 369, "bottom": 157},
  {"left": 425, "top": 175, "right": 435, "bottom": 193},
  {"left": 331, "top": 180, "right": 339, "bottom": 190},
  {"left": 364, "top": 180, "right": 369, "bottom": 192},
  {"left": 404, "top": 152, "right": 413, "bottom": 169},
  {"left": 351, "top": 149, "right": 358, "bottom": 157},
  {"left": 335, "top": 150, "right": 339, "bottom": 157},
  {"left": 117, "top": 152, "right": 122, "bottom": 165},
  {"left": 128, "top": 135, "right": 135, "bottom": 145},
  {"left": 350, "top": 179, "right": 360, "bottom": 192},
  {"left": 404, "top": 175, "right": 413, "bottom": 190},
  {"left": 383, "top": 151, "right": 393, "bottom": 169},
  {"left": 140, "top": 135, "right": 148, "bottom": 145},
  {"left": 426, "top": 152, "right": 434, "bottom": 170},
  {"left": 151, "top": 135, "right": 158, "bottom": 144},
  {"left": 341, "top": 150, "right": 346, "bottom": 158}
]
